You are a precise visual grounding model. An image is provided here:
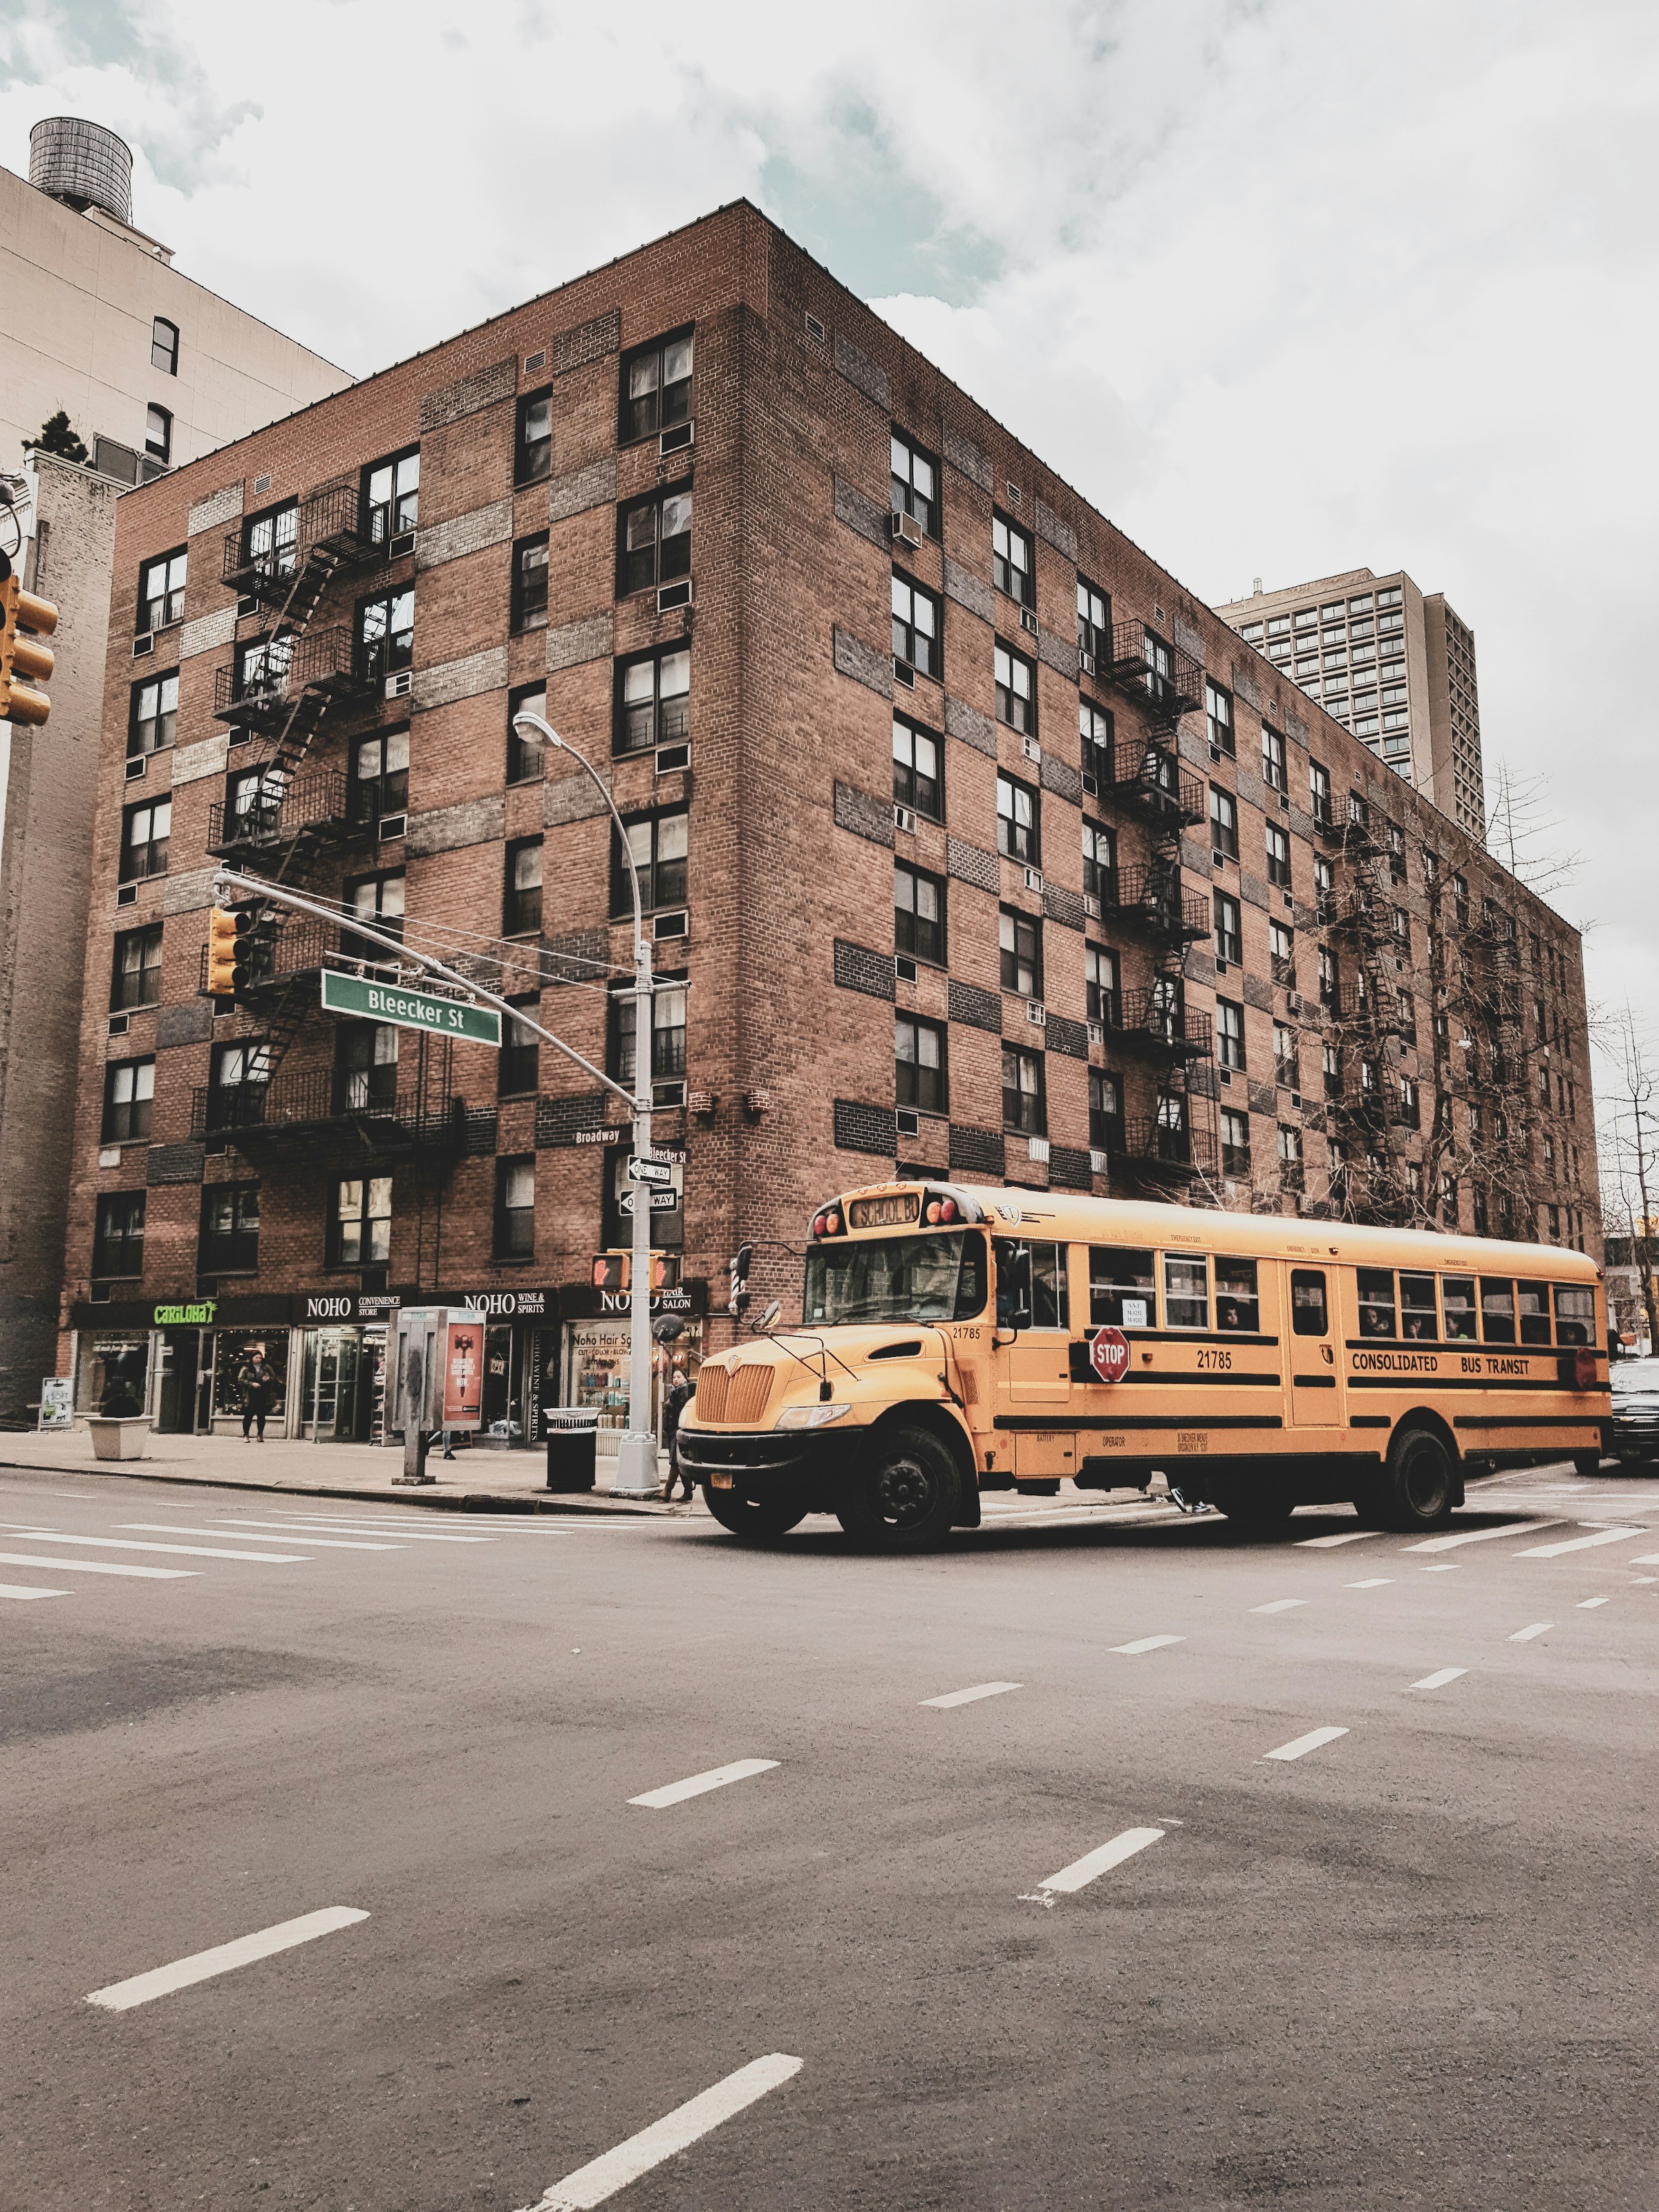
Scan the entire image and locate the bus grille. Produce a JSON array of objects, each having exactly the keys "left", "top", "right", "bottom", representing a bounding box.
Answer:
[
  {"left": 727, "top": 1366, "right": 774, "bottom": 1425},
  {"left": 693, "top": 1366, "right": 729, "bottom": 1423}
]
